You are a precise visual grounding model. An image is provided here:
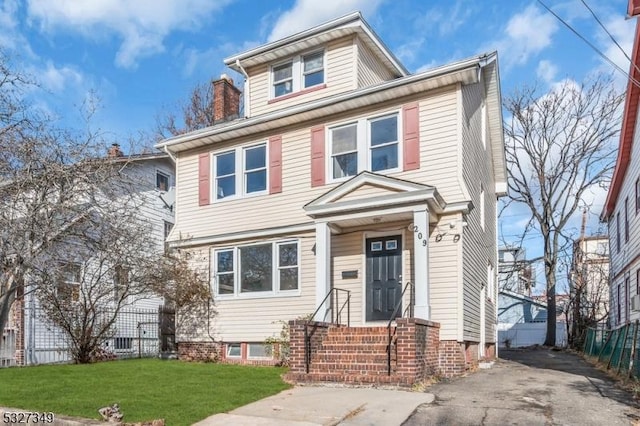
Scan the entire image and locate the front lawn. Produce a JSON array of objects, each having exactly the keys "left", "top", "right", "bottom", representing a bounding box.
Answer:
[{"left": 0, "top": 359, "right": 289, "bottom": 425}]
